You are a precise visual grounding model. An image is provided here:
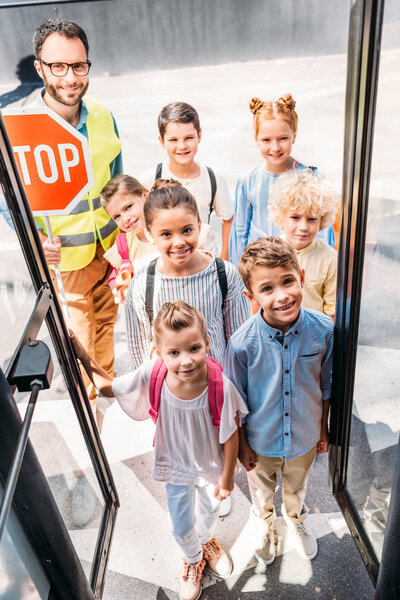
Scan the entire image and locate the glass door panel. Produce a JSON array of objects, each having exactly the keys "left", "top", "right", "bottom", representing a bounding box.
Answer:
[
  {"left": 0, "top": 204, "right": 36, "bottom": 371},
  {"left": 346, "top": 1, "right": 400, "bottom": 559},
  {"left": 12, "top": 317, "right": 108, "bottom": 580},
  {"left": 0, "top": 90, "right": 119, "bottom": 598}
]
